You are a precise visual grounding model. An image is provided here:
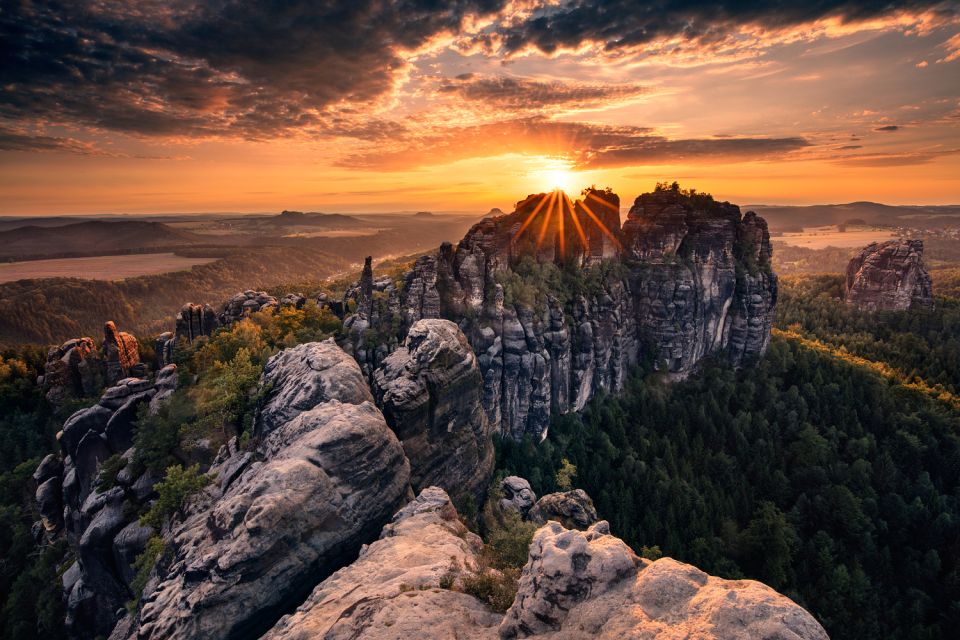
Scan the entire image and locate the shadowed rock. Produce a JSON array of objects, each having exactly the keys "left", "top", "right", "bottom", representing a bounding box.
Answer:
[
  {"left": 115, "top": 340, "right": 411, "bottom": 640},
  {"left": 373, "top": 319, "right": 494, "bottom": 503},
  {"left": 527, "top": 489, "right": 597, "bottom": 530},
  {"left": 845, "top": 239, "right": 933, "bottom": 311}
]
